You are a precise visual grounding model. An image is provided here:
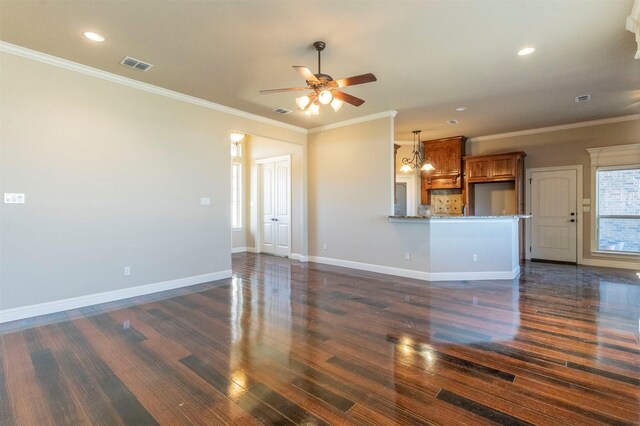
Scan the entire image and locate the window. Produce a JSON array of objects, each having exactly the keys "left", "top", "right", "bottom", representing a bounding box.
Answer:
[
  {"left": 596, "top": 167, "right": 640, "bottom": 254},
  {"left": 231, "top": 163, "right": 242, "bottom": 228}
]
